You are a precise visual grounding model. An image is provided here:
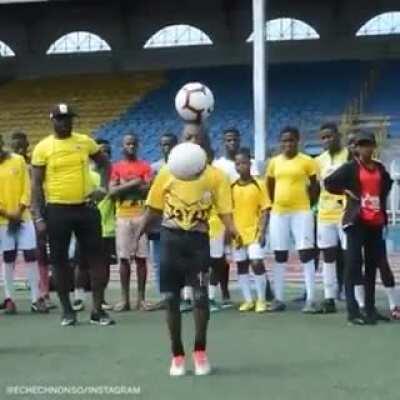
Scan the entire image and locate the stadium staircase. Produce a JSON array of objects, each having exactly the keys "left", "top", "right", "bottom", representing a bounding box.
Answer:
[{"left": 0, "top": 72, "right": 166, "bottom": 145}]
